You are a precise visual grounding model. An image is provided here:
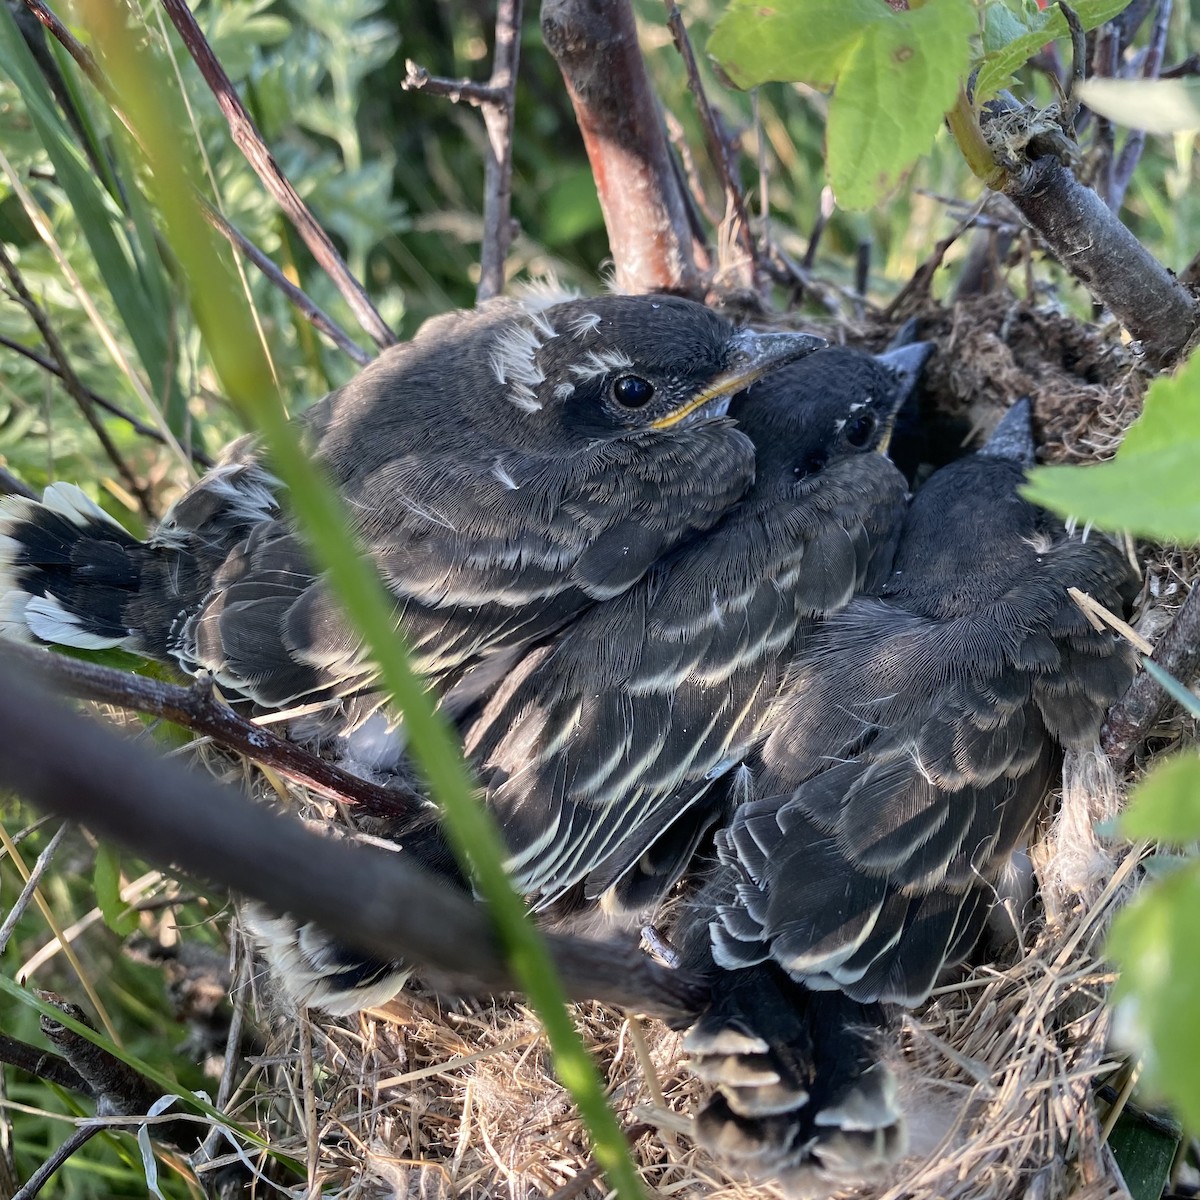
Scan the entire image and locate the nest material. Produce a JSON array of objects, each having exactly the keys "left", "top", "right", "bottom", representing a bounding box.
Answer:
[{"left": 217, "top": 294, "right": 1180, "bottom": 1200}]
